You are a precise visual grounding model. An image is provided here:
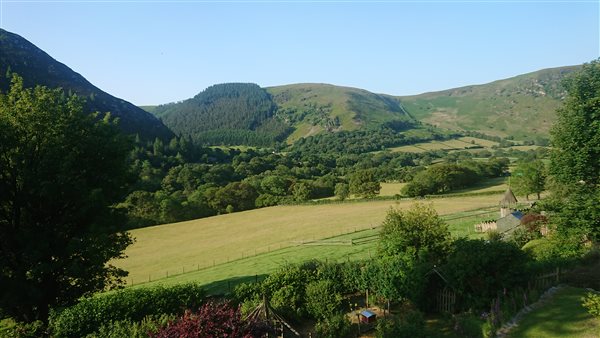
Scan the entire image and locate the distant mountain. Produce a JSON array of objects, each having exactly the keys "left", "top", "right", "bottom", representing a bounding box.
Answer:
[
  {"left": 397, "top": 66, "right": 579, "bottom": 141},
  {"left": 149, "top": 83, "right": 411, "bottom": 146},
  {"left": 0, "top": 29, "right": 173, "bottom": 140}
]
